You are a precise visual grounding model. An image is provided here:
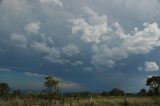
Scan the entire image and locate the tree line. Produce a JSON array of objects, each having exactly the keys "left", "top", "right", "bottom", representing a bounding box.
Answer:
[{"left": 0, "top": 75, "right": 160, "bottom": 100}]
